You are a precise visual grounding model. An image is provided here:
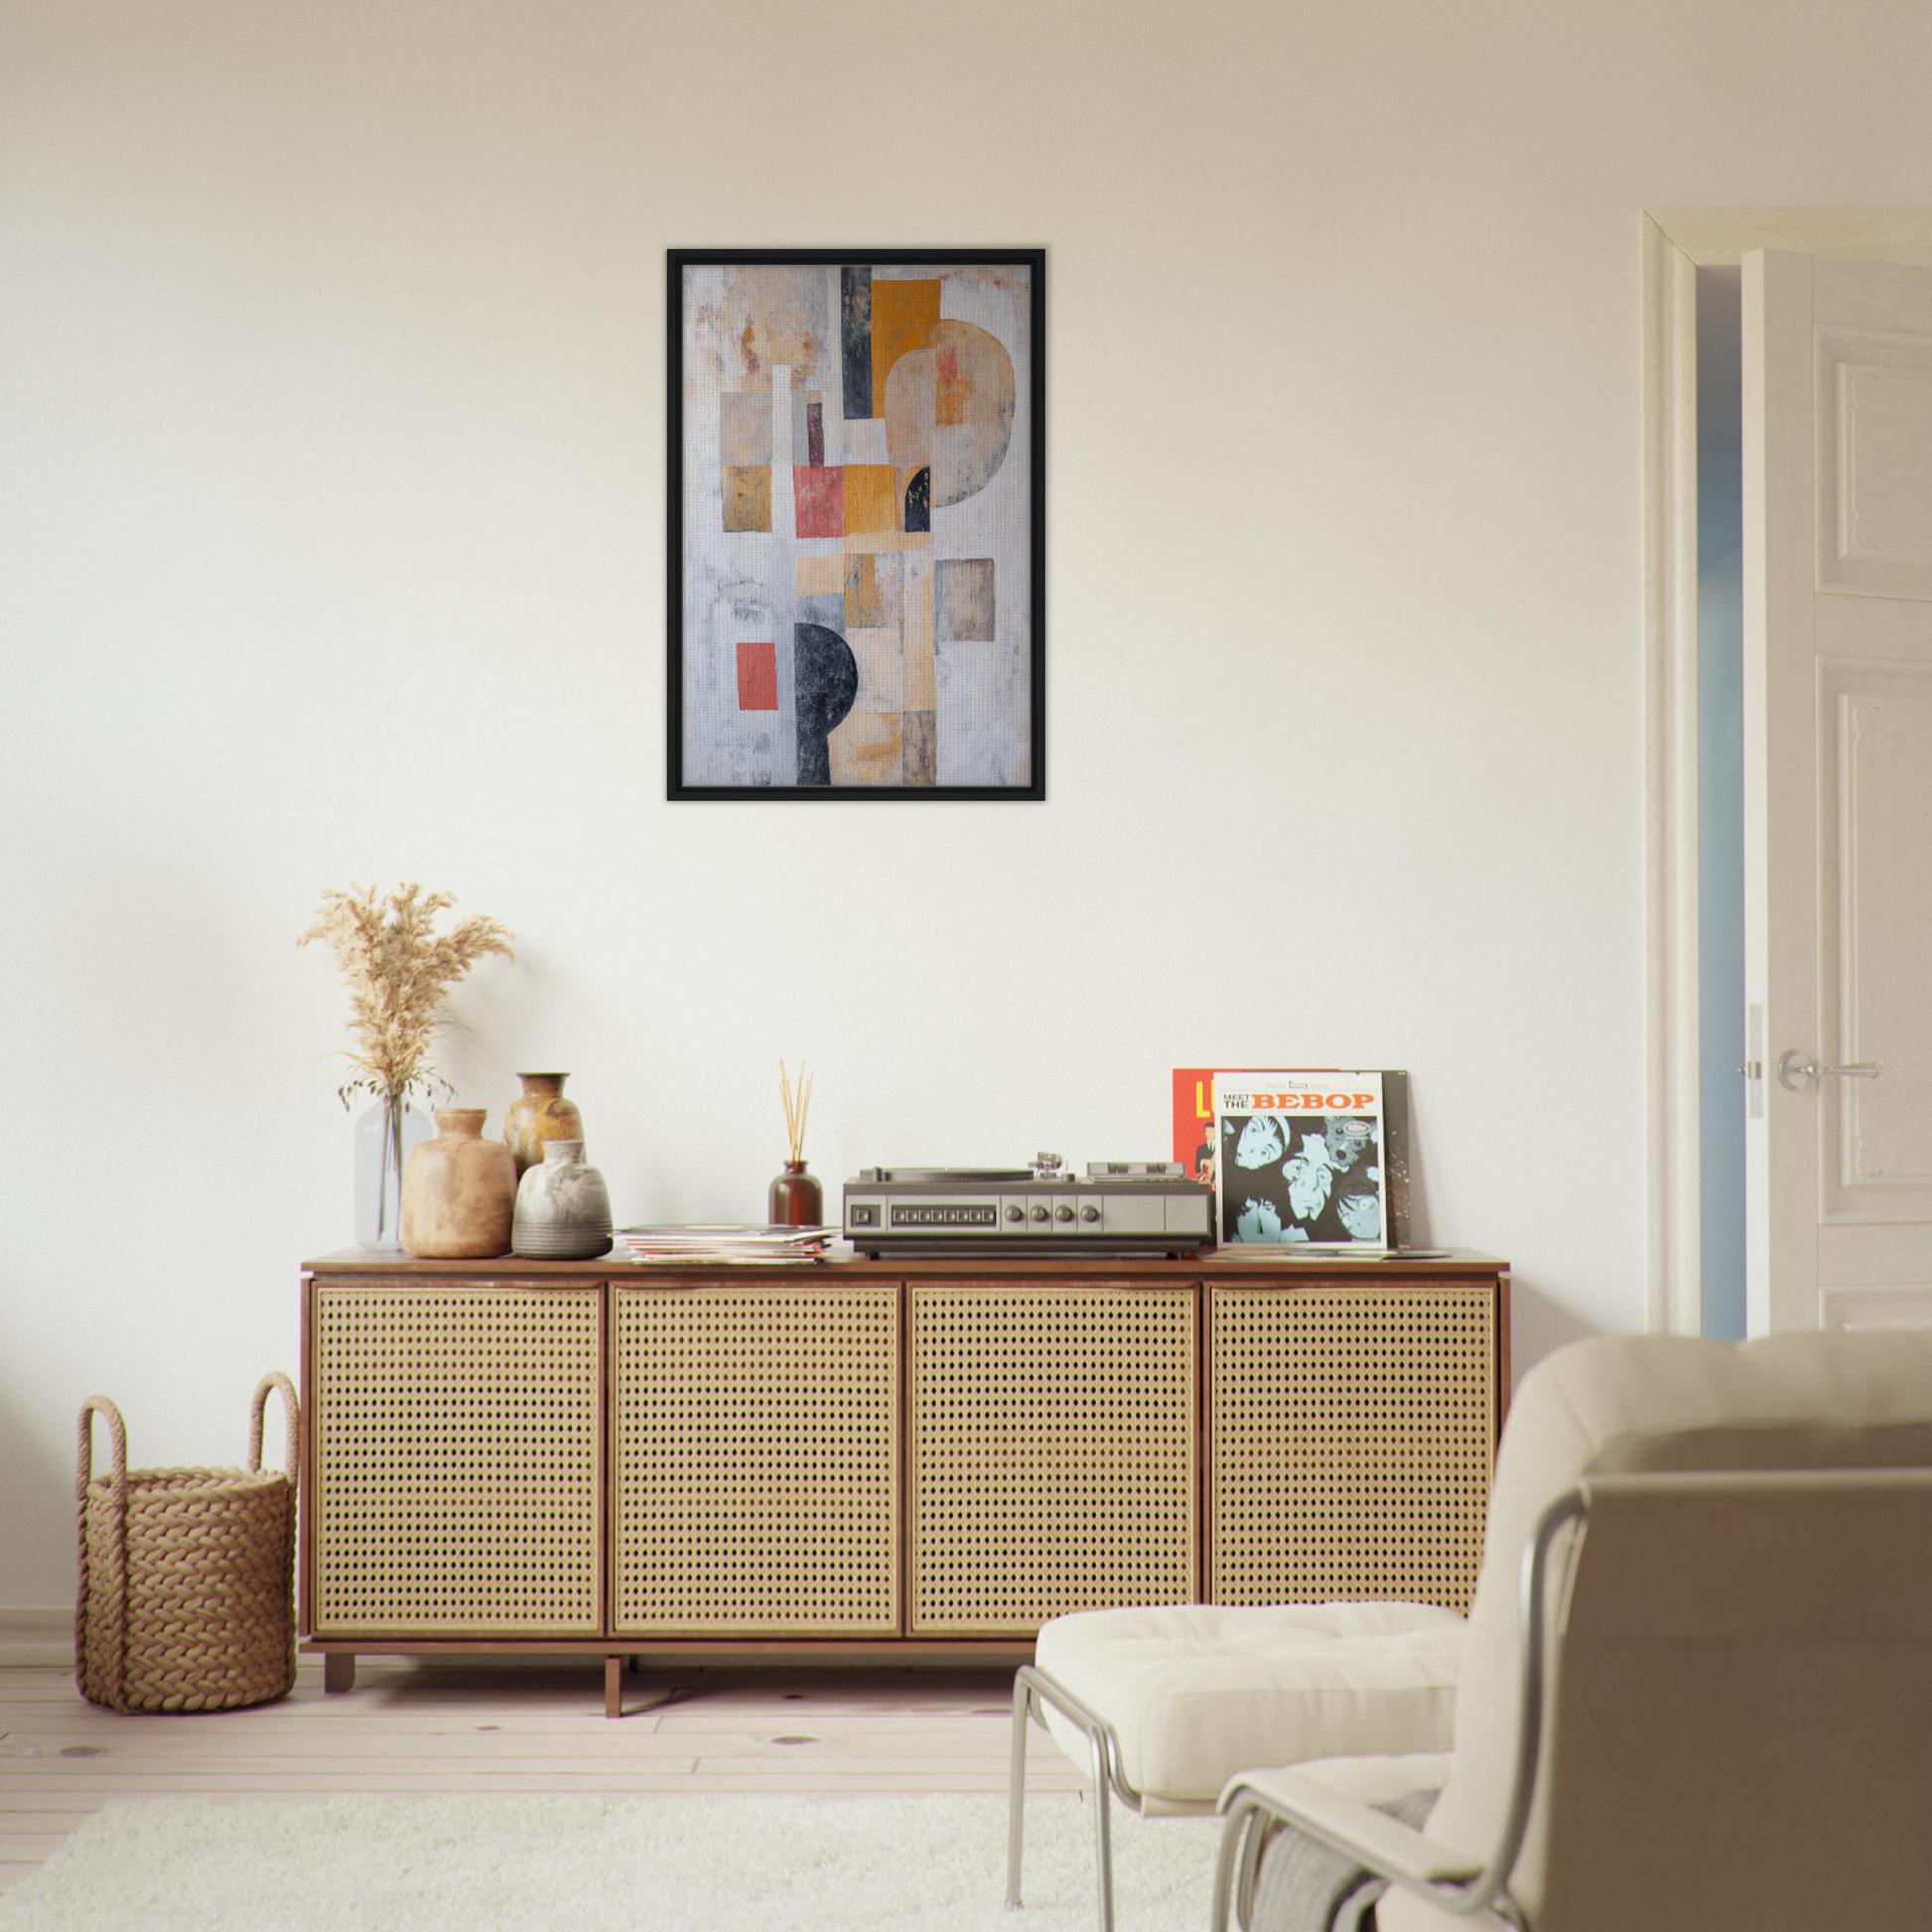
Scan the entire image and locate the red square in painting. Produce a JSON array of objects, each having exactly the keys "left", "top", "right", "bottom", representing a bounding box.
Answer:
[
  {"left": 736, "top": 640, "right": 777, "bottom": 711},
  {"left": 793, "top": 465, "right": 843, "bottom": 538}
]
